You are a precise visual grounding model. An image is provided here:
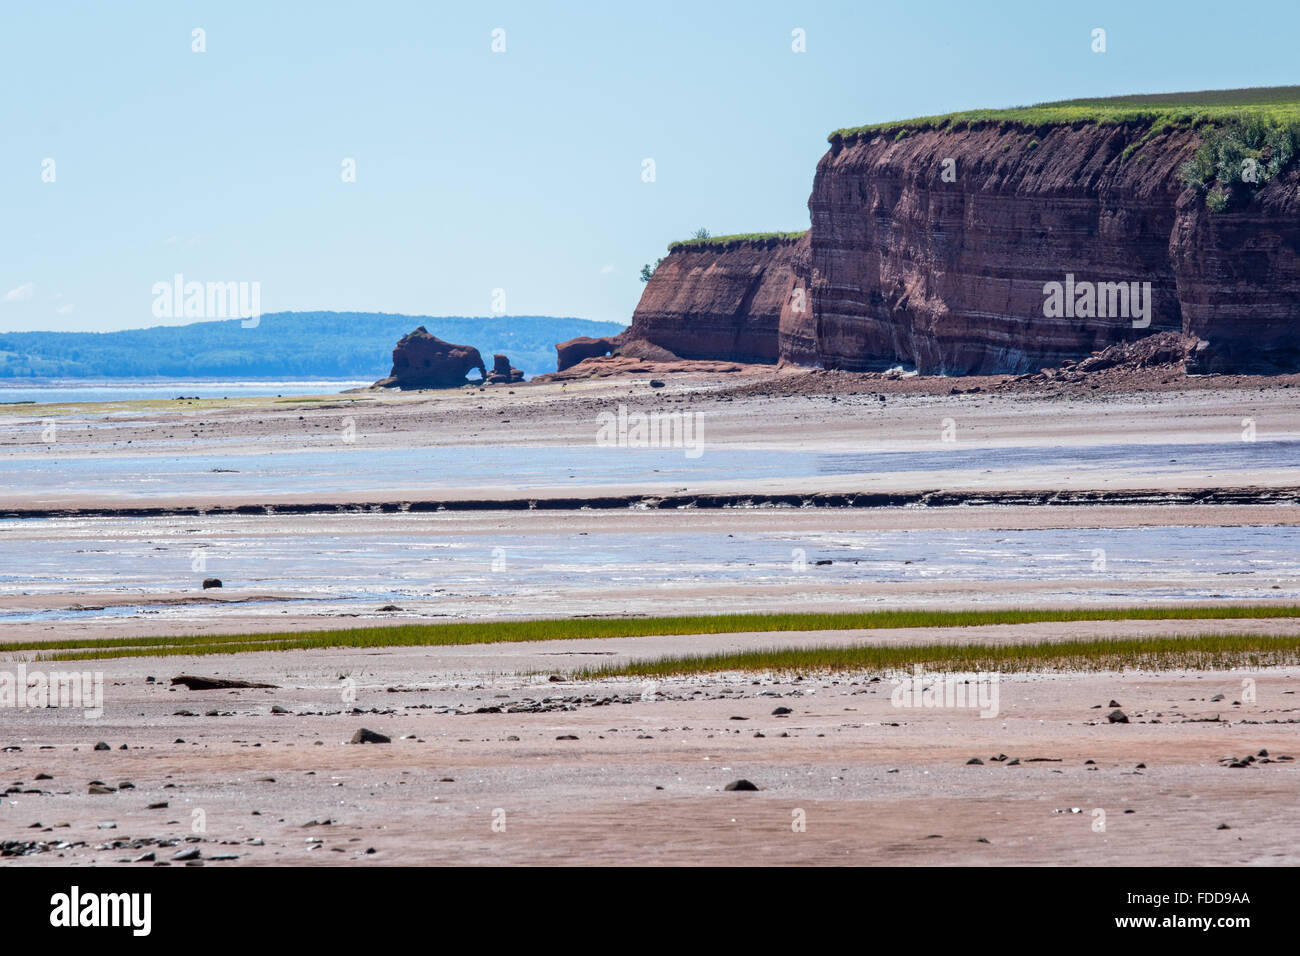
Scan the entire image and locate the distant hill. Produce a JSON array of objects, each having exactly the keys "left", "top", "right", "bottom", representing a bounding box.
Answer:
[{"left": 0, "top": 312, "right": 627, "bottom": 380}]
